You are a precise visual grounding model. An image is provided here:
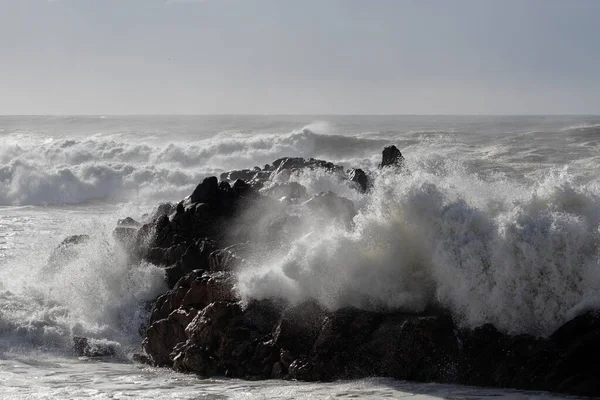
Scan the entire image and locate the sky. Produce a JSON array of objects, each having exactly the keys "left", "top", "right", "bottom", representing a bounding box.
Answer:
[{"left": 0, "top": 0, "right": 599, "bottom": 115}]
